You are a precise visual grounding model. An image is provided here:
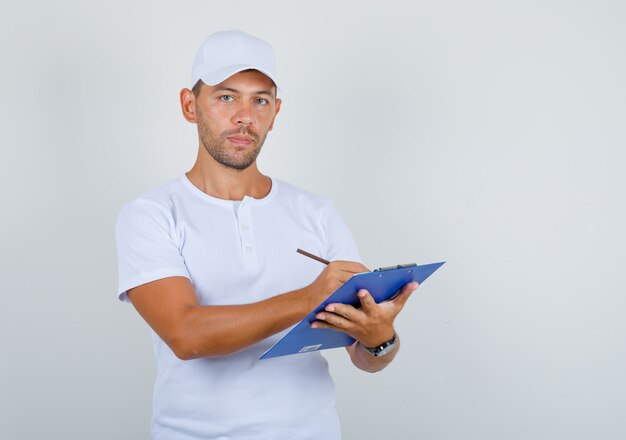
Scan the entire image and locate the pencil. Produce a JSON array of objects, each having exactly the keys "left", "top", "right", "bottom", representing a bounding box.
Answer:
[{"left": 296, "top": 248, "right": 330, "bottom": 265}]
